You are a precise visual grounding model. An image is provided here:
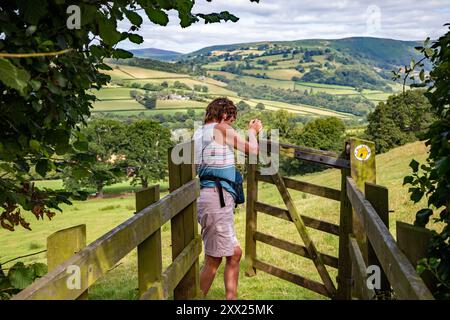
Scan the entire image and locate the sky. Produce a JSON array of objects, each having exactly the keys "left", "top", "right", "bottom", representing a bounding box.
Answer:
[{"left": 118, "top": 0, "right": 450, "bottom": 53}]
